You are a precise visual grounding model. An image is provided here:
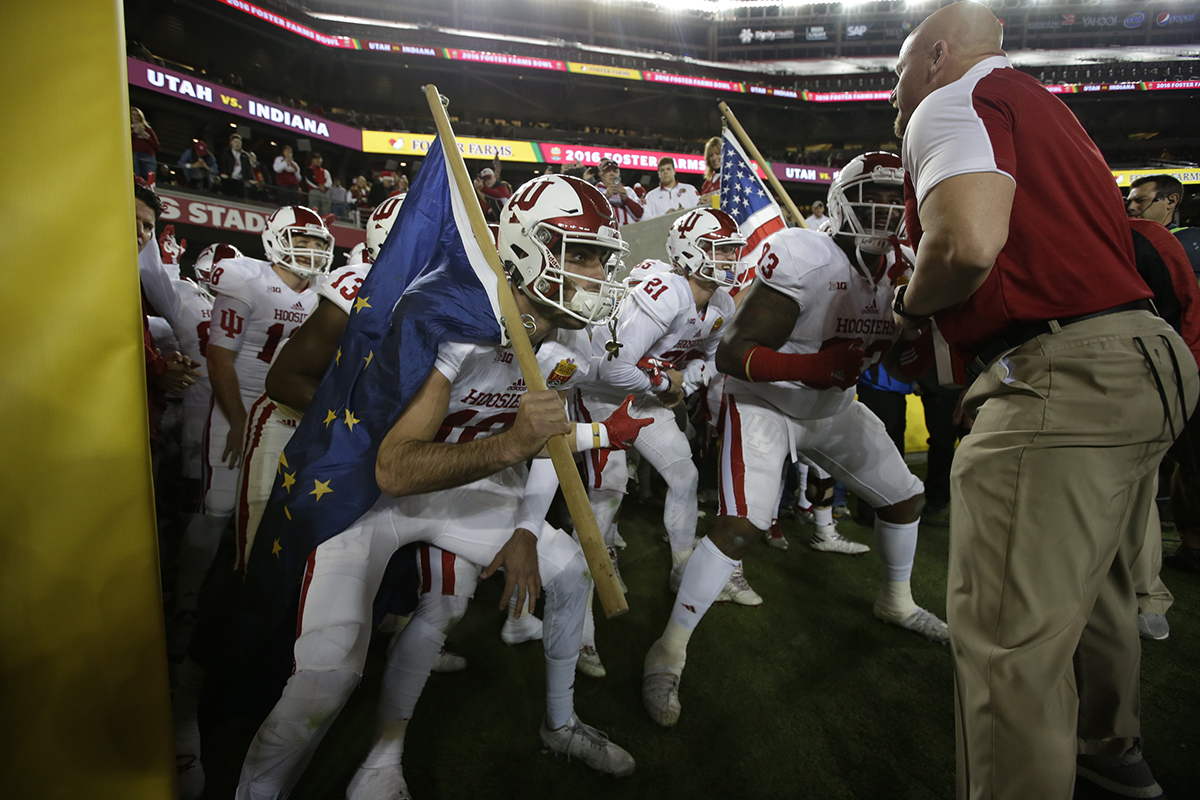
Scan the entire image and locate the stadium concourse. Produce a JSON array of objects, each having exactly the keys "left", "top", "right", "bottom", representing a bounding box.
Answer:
[{"left": 118, "top": 1, "right": 1200, "bottom": 799}]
